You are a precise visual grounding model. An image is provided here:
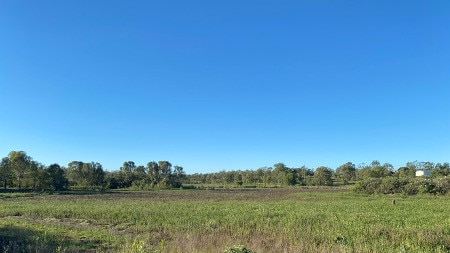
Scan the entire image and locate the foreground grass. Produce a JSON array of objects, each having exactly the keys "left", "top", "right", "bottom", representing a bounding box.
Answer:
[{"left": 0, "top": 188, "right": 449, "bottom": 252}]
